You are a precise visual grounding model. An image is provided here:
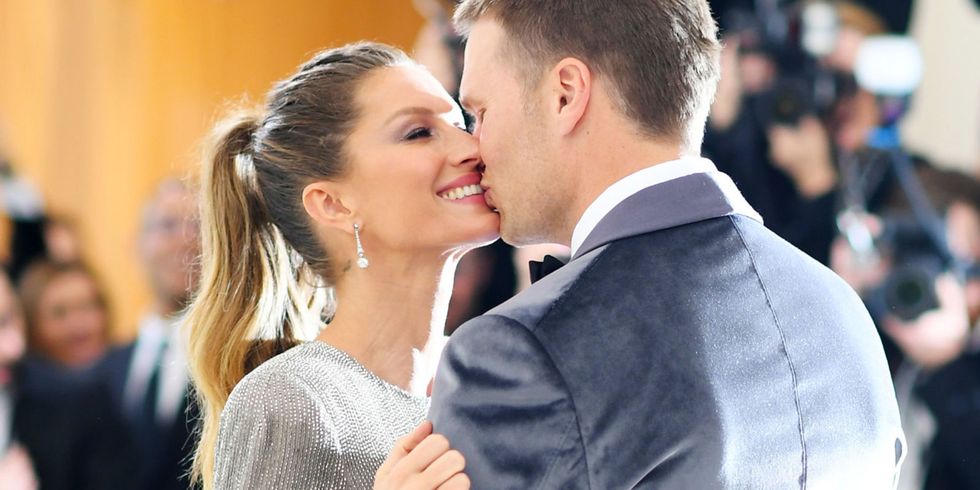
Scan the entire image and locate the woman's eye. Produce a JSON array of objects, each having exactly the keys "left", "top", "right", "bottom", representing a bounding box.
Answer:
[{"left": 405, "top": 127, "right": 433, "bottom": 140}]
